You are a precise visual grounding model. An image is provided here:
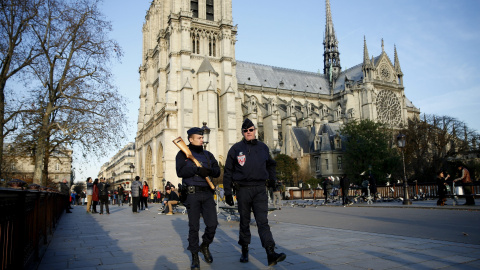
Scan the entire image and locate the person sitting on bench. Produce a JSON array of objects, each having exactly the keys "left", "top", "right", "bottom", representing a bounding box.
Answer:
[{"left": 162, "top": 186, "right": 179, "bottom": 215}]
